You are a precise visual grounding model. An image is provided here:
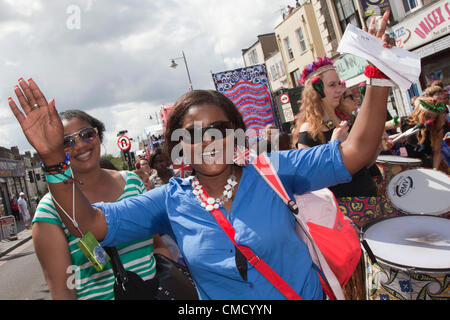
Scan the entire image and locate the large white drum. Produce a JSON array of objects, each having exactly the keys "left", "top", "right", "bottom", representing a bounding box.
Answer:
[
  {"left": 376, "top": 155, "right": 422, "bottom": 166},
  {"left": 362, "top": 215, "right": 450, "bottom": 300},
  {"left": 386, "top": 168, "right": 450, "bottom": 216},
  {"left": 375, "top": 155, "right": 422, "bottom": 199}
]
